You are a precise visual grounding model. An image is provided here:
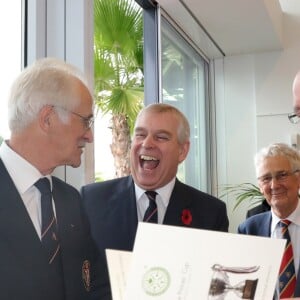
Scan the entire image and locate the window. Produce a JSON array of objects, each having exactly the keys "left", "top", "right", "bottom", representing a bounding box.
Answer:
[
  {"left": 161, "top": 17, "right": 210, "bottom": 192},
  {"left": 0, "top": 2, "right": 23, "bottom": 140}
]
